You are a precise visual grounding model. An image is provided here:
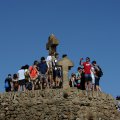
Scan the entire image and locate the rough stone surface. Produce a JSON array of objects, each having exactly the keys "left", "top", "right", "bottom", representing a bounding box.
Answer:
[
  {"left": 0, "top": 89, "right": 120, "bottom": 120},
  {"left": 57, "top": 56, "right": 74, "bottom": 90},
  {"left": 46, "top": 34, "right": 59, "bottom": 55}
]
